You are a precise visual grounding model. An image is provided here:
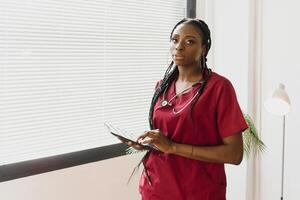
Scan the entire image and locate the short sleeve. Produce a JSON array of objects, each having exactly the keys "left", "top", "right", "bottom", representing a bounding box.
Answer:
[{"left": 216, "top": 79, "right": 248, "bottom": 138}]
